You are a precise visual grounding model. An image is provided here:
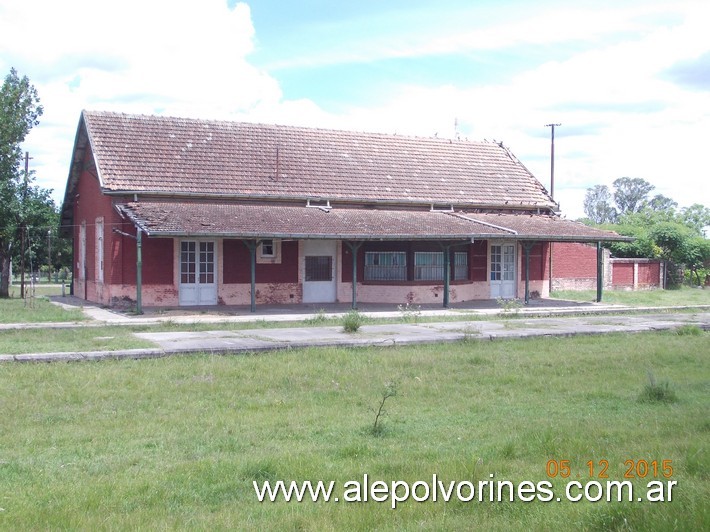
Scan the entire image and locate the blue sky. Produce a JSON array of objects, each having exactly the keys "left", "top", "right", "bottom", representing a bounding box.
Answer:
[{"left": 2, "top": 0, "right": 708, "bottom": 218}]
